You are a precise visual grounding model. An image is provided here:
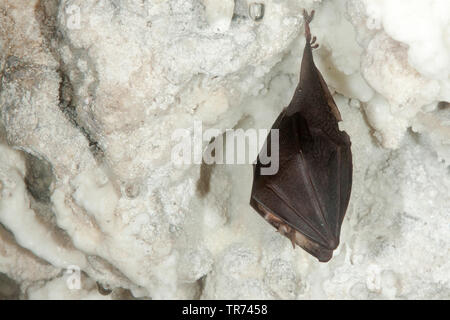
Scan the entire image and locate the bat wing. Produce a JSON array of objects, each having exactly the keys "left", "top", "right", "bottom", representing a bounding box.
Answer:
[{"left": 250, "top": 110, "right": 352, "bottom": 262}]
